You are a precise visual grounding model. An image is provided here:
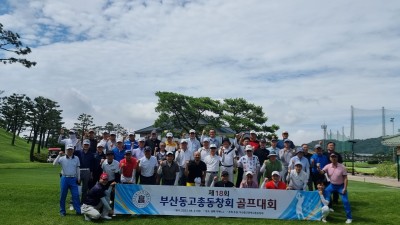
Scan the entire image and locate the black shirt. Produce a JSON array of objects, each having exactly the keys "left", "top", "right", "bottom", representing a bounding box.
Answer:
[
  {"left": 187, "top": 160, "right": 206, "bottom": 183},
  {"left": 254, "top": 148, "right": 270, "bottom": 165},
  {"left": 214, "top": 181, "right": 234, "bottom": 187},
  {"left": 83, "top": 182, "right": 107, "bottom": 206}
]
